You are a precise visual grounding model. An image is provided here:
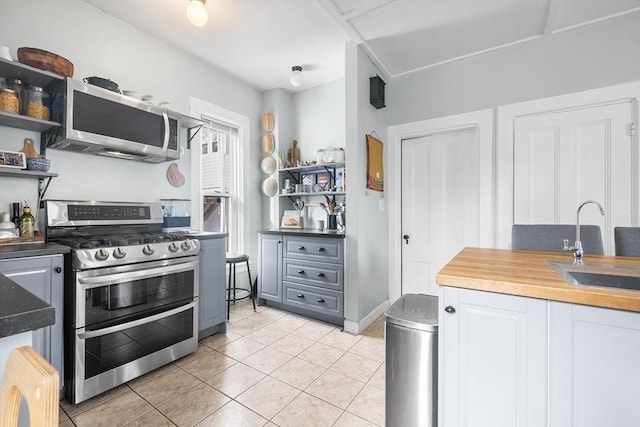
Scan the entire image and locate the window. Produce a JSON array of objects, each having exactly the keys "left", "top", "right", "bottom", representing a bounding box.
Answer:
[{"left": 190, "top": 98, "right": 248, "bottom": 255}]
